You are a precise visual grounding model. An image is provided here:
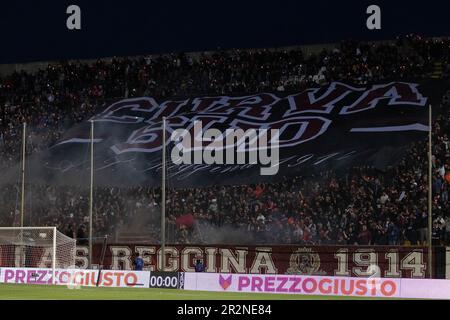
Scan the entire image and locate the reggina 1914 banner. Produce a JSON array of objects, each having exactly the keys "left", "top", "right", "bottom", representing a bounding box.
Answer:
[{"left": 74, "top": 244, "right": 432, "bottom": 278}]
